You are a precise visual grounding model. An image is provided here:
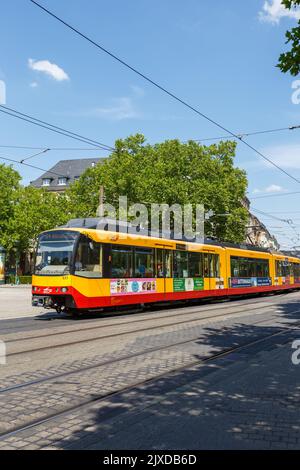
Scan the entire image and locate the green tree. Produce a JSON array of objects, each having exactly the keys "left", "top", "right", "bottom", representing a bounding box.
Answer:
[
  {"left": 277, "top": 1, "right": 300, "bottom": 75},
  {"left": 0, "top": 164, "right": 21, "bottom": 249},
  {"left": 68, "top": 134, "right": 248, "bottom": 243},
  {"left": 5, "top": 186, "right": 72, "bottom": 254}
]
